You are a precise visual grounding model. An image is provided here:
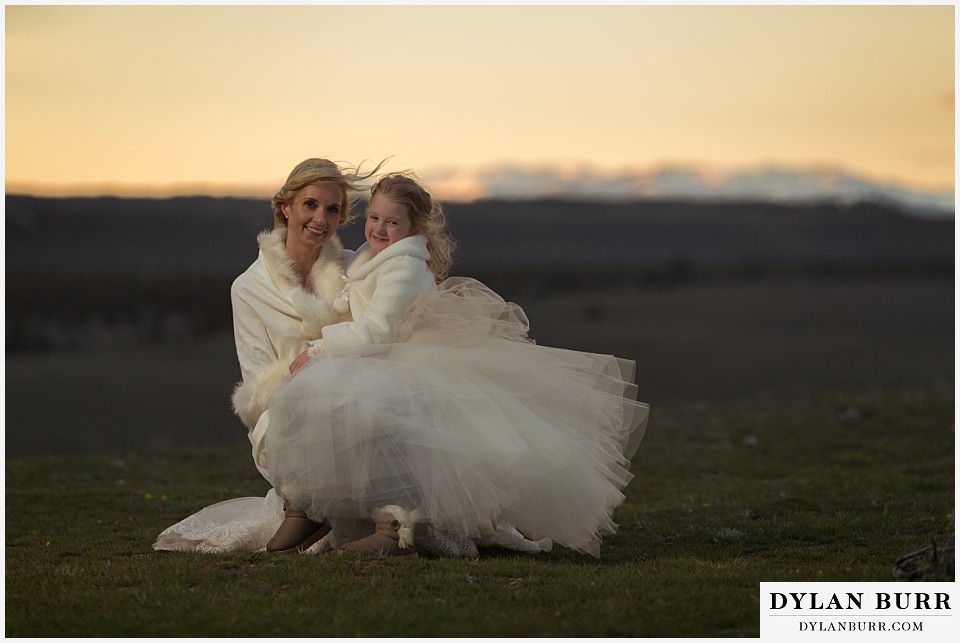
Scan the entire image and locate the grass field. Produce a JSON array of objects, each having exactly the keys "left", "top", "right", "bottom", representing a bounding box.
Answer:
[{"left": 5, "top": 385, "right": 954, "bottom": 637}]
